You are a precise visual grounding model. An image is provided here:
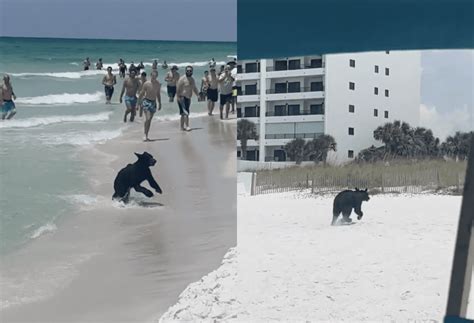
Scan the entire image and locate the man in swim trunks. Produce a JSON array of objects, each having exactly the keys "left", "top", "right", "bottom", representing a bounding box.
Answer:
[
  {"left": 200, "top": 70, "right": 209, "bottom": 102},
  {"left": 176, "top": 66, "right": 199, "bottom": 131},
  {"left": 137, "top": 61, "right": 145, "bottom": 74},
  {"left": 1, "top": 74, "right": 17, "bottom": 120},
  {"left": 138, "top": 70, "right": 162, "bottom": 141},
  {"left": 119, "top": 68, "right": 140, "bottom": 122},
  {"left": 119, "top": 59, "right": 127, "bottom": 78},
  {"left": 165, "top": 65, "right": 180, "bottom": 103},
  {"left": 209, "top": 58, "right": 216, "bottom": 68},
  {"left": 83, "top": 57, "right": 91, "bottom": 71},
  {"left": 152, "top": 60, "right": 158, "bottom": 70},
  {"left": 102, "top": 66, "right": 117, "bottom": 104},
  {"left": 206, "top": 68, "right": 218, "bottom": 116},
  {"left": 138, "top": 71, "right": 147, "bottom": 117},
  {"left": 218, "top": 65, "right": 234, "bottom": 119}
]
